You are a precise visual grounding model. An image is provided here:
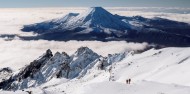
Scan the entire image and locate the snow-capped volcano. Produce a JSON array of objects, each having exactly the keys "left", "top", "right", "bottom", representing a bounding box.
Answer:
[
  {"left": 22, "top": 7, "right": 131, "bottom": 37},
  {"left": 64, "top": 7, "right": 131, "bottom": 32},
  {"left": 21, "top": 7, "right": 190, "bottom": 46}
]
